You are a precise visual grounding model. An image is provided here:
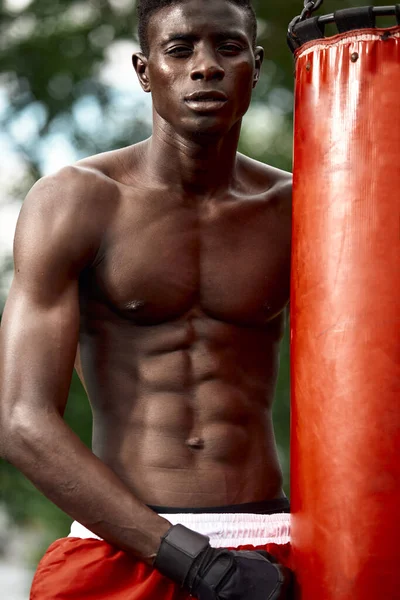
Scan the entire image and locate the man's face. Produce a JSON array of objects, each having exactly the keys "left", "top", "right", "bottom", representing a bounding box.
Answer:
[{"left": 134, "top": 0, "right": 263, "bottom": 137}]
